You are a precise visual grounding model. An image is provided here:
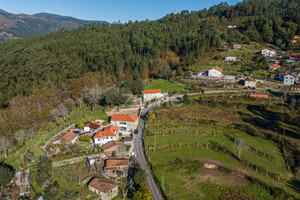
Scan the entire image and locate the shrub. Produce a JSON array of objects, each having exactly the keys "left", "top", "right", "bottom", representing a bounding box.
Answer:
[
  {"left": 39, "top": 142, "right": 45, "bottom": 146},
  {"left": 79, "top": 135, "right": 90, "bottom": 142},
  {"left": 77, "top": 122, "right": 85, "bottom": 129}
]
